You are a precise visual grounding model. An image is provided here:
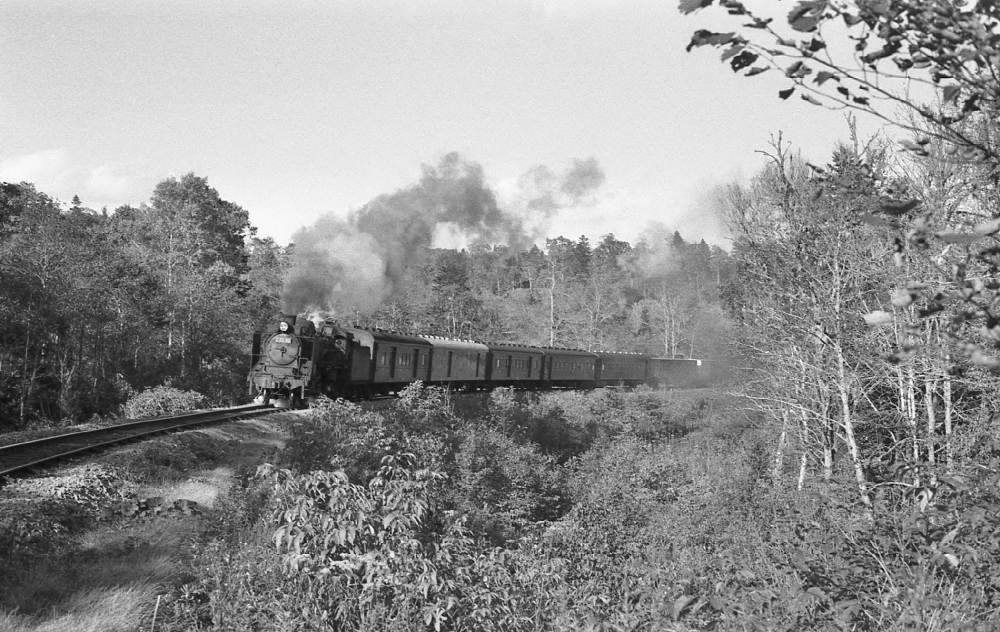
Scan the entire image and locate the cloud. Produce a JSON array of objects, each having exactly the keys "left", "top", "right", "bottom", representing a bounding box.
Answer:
[
  {"left": 529, "top": 183, "right": 731, "bottom": 248},
  {"left": 0, "top": 148, "right": 75, "bottom": 190},
  {"left": 85, "top": 164, "right": 132, "bottom": 200},
  {"left": 0, "top": 148, "right": 144, "bottom": 210}
]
